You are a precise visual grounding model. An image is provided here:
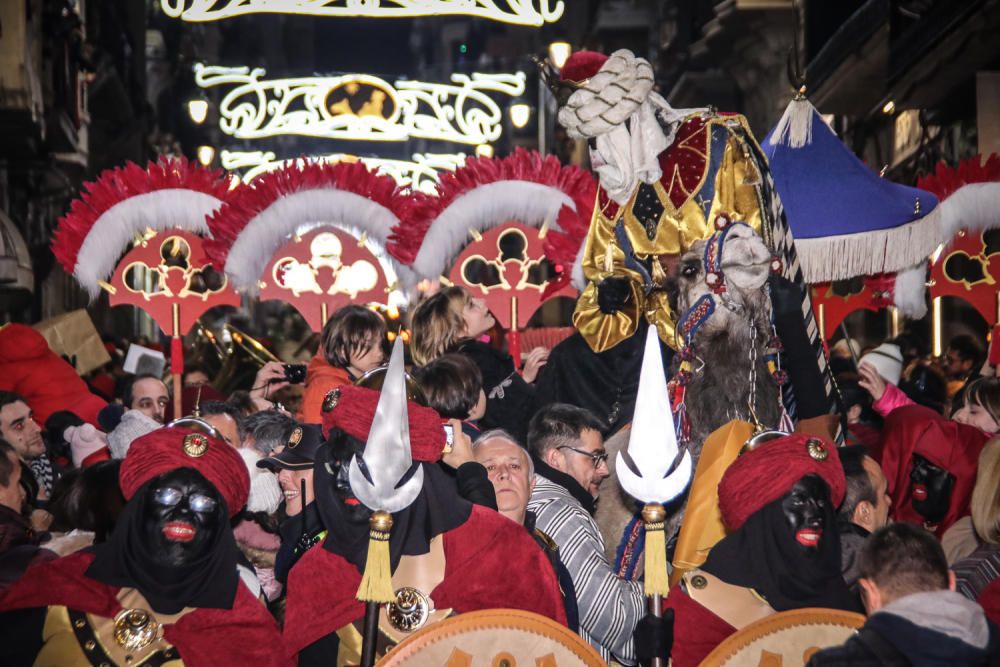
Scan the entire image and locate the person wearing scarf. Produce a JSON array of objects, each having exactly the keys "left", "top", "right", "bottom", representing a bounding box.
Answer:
[
  {"left": 282, "top": 385, "right": 567, "bottom": 665},
  {"left": 664, "top": 433, "right": 861, "bottom": 667},
  {"left": 0, "top": 424, "right": 290, "bottom": 667}
]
